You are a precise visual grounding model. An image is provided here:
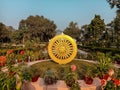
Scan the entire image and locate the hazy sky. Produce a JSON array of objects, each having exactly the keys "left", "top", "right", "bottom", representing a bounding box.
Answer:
[{"left": 0, "top": 0, "right": 117, "bottom": 30}]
